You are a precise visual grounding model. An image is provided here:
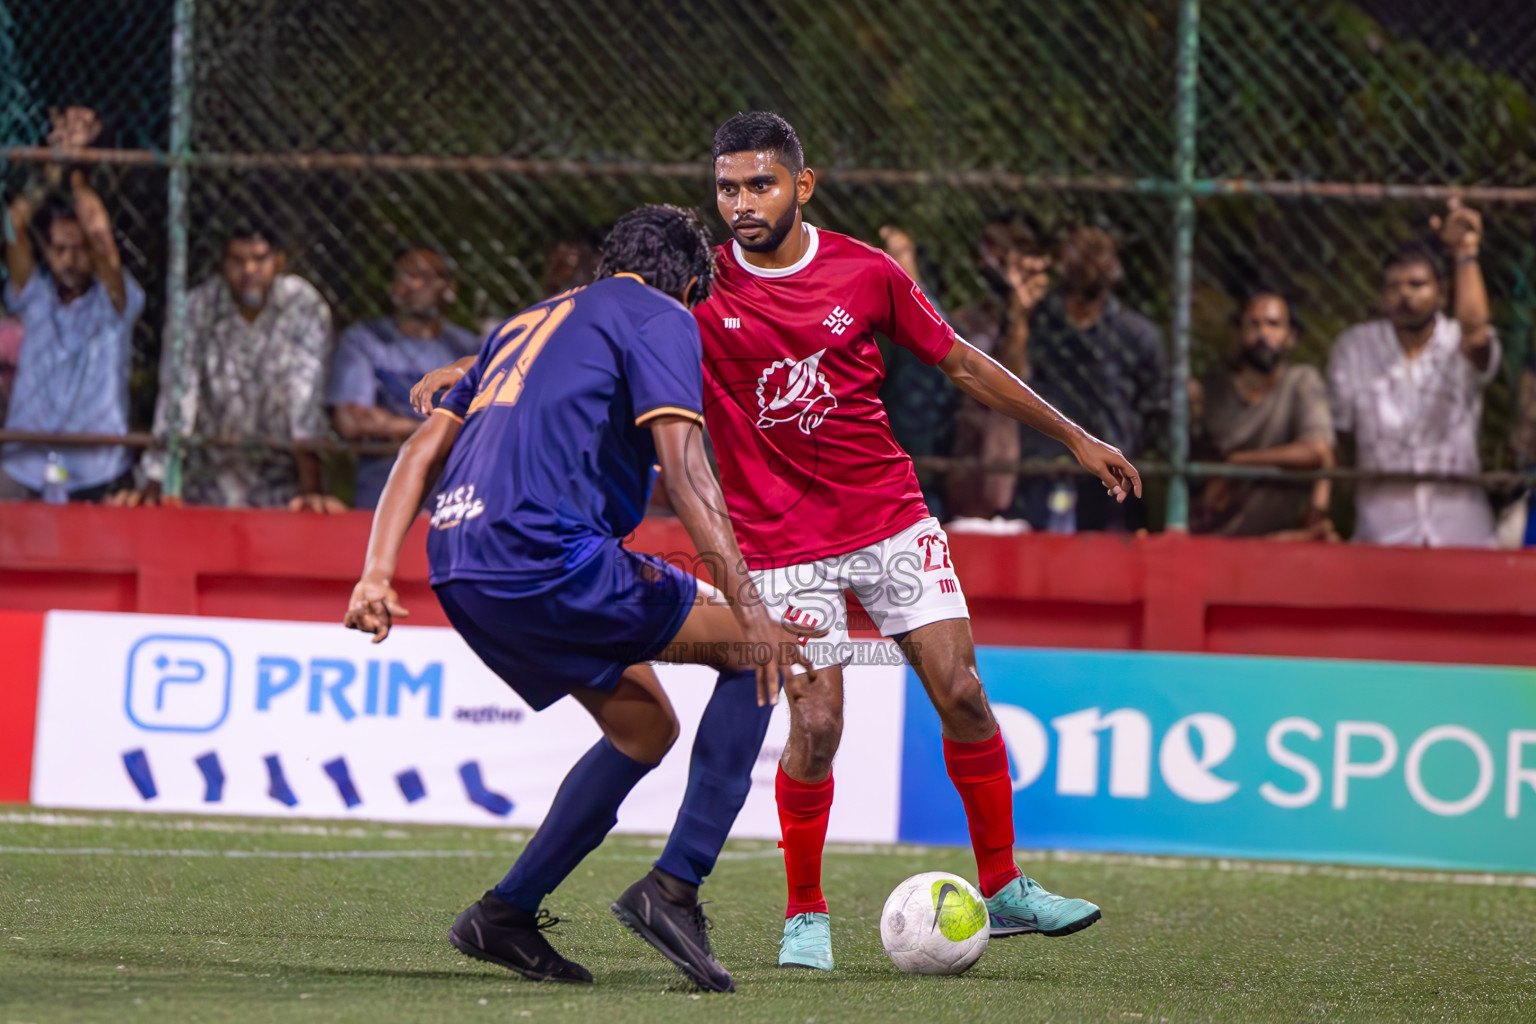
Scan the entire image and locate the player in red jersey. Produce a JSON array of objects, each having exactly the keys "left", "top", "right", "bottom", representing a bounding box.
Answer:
[{"left": 697, "top": 112, "right": 1140, "bottom": 971}]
